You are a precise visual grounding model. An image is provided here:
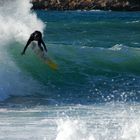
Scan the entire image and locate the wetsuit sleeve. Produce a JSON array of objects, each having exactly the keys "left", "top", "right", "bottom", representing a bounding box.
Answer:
[
  {"left": 21, "top": 37, "right": 33, "bottom": 55},
  {"left": 41, "top": 39, "right": 47, "bottom": 53}
]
